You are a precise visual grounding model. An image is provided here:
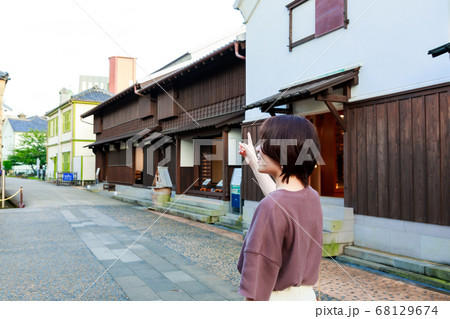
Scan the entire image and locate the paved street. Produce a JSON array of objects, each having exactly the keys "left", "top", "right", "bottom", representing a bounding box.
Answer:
[
  {"left": 1, "top": 178, "right": 240, "bottom": 301},
  {"left": 1, "top": 178, "right": 449, "bottom": 301}
]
